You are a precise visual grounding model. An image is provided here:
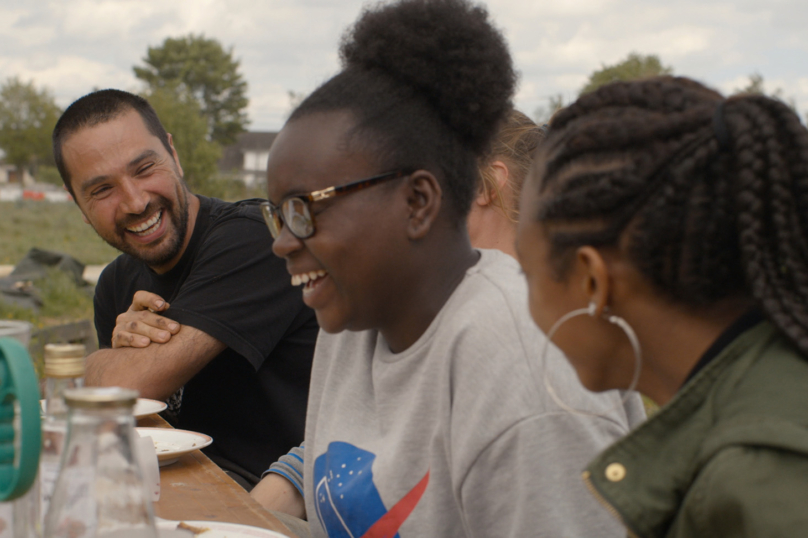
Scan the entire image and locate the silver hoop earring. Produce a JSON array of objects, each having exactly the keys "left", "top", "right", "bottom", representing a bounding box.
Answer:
[{"left": 541, "top": 302, "right": 642, "bottom": 417}]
